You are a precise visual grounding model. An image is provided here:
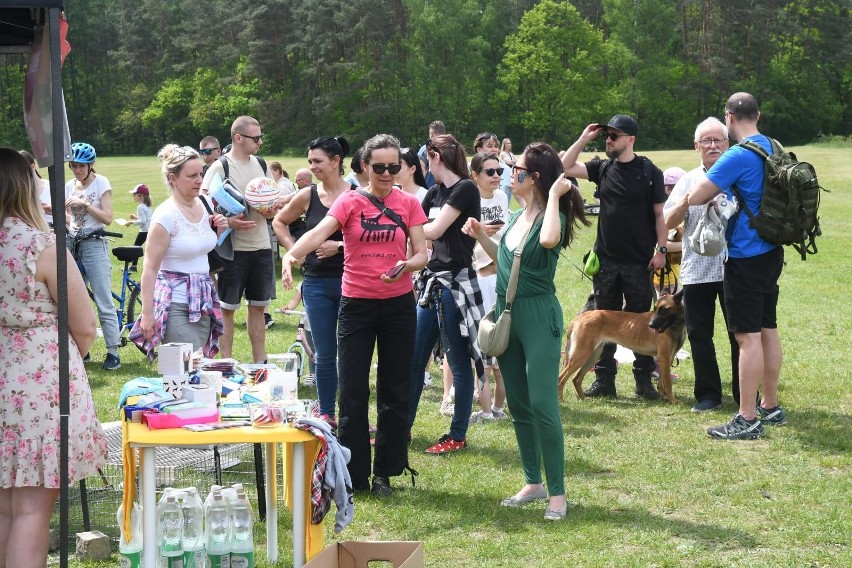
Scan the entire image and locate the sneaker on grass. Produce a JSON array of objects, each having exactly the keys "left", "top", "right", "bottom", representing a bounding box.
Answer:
[
  {"left": 469, "top": 411, "right": 494, "bottom": 424},
  {"left": 756, "top": 405, "right": 787, "bottom": 426},
  {"left": 707, "top": 413, "right": 764, "bottom": 440},
  {"left": 439, "top": 399, "right": 454, "bottom": 417}
]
